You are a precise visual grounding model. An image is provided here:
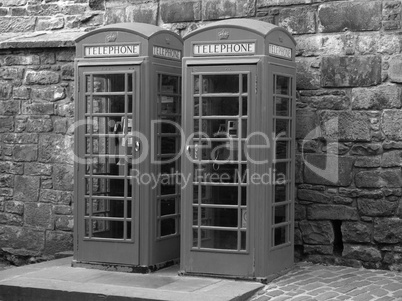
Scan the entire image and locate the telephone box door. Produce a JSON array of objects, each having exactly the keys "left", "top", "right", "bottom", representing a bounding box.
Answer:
[
  {"left": 76, "top": 65, "right": 140, "bottom": 264},
  {"left": 182, "top": 64, "right": 257, "bottom": 276}
]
